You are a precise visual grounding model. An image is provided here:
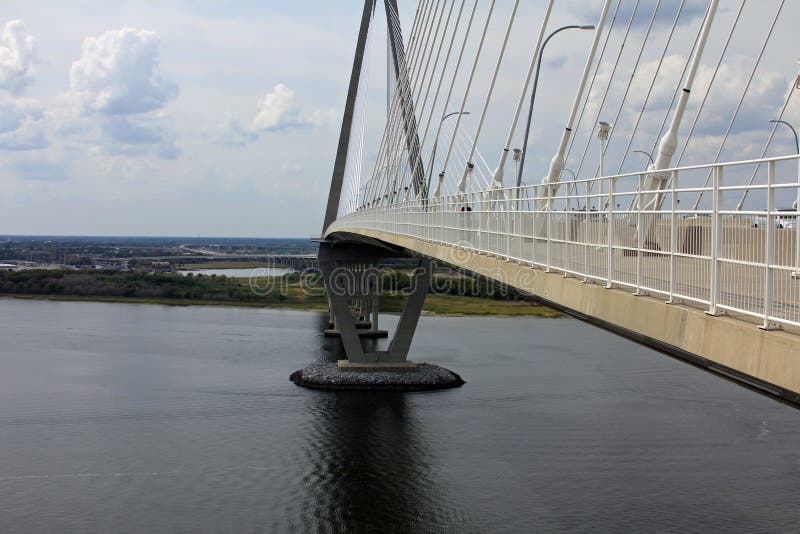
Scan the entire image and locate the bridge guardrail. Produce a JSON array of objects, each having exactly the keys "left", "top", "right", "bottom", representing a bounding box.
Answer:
[{"left": 330, "top": 154, "right": 800, "bottom": 330}]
